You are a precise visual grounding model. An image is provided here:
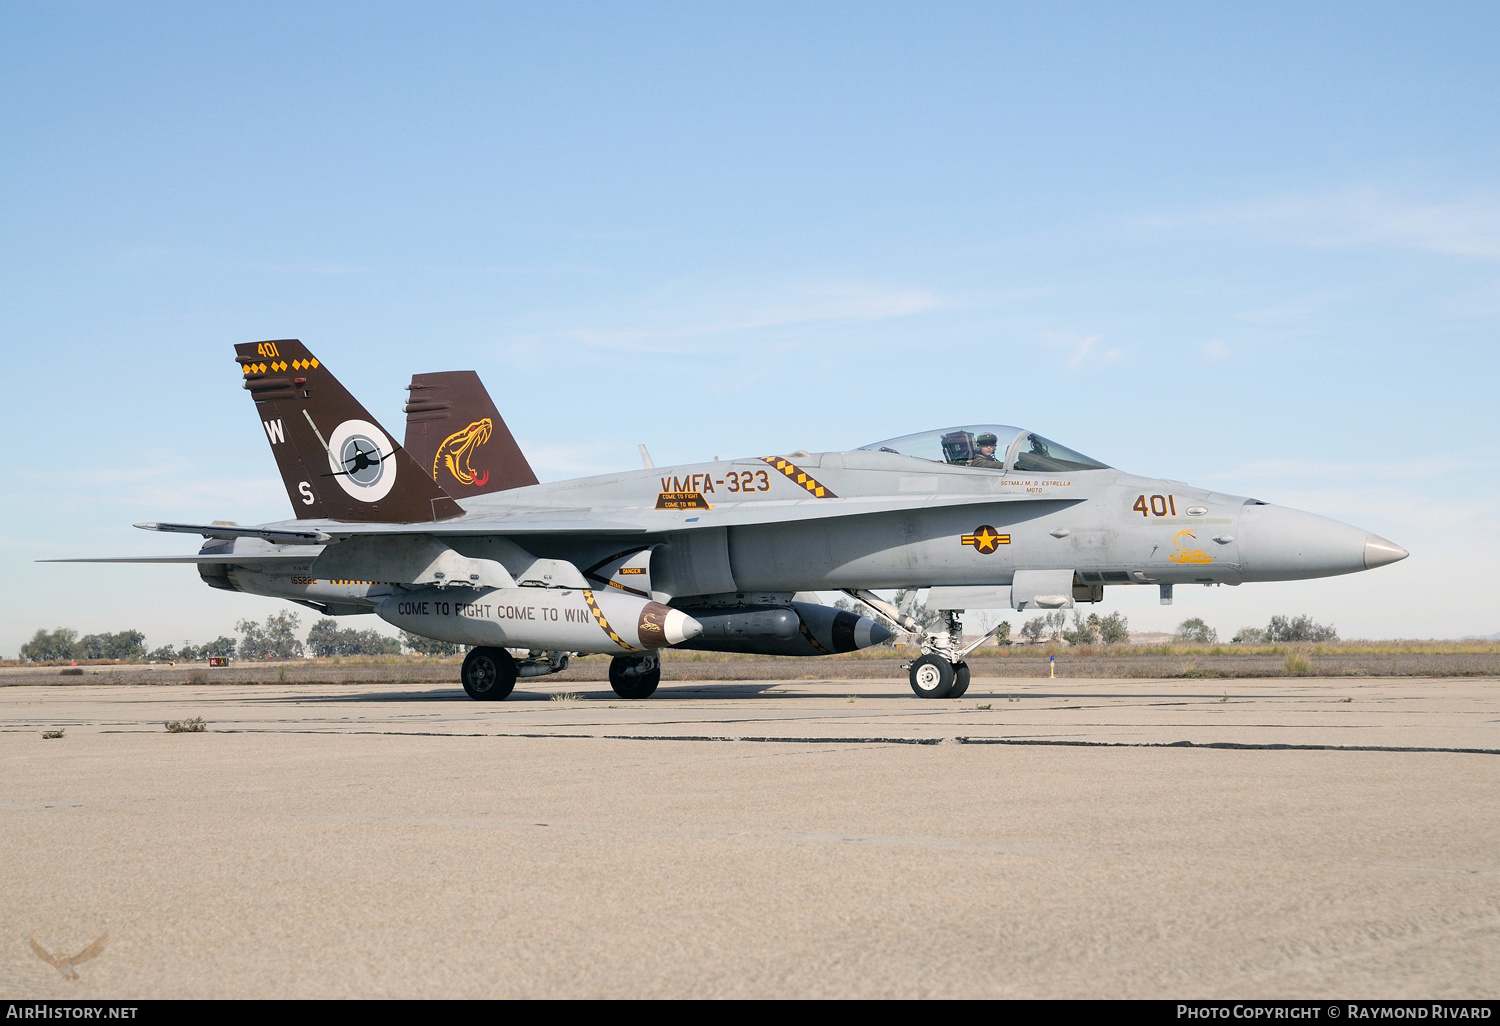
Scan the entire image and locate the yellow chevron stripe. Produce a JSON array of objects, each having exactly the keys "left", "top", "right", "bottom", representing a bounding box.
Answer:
[
  {"left": 583, "top": 589, "right": 635, "bottom": 651},
  {"left": 798, "top": 618, "right": 832, "bottom": 655},
  {"left": 759, "top": 456, "right": 837, "bottom": 499}
]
